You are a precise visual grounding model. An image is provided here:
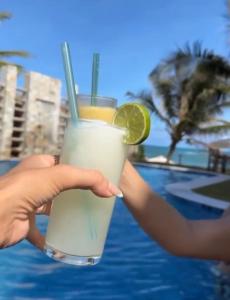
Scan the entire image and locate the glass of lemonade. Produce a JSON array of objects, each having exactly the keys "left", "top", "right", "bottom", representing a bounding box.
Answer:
[{"left": 44, "top": 95, "right": 127, "bottom": 266}]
